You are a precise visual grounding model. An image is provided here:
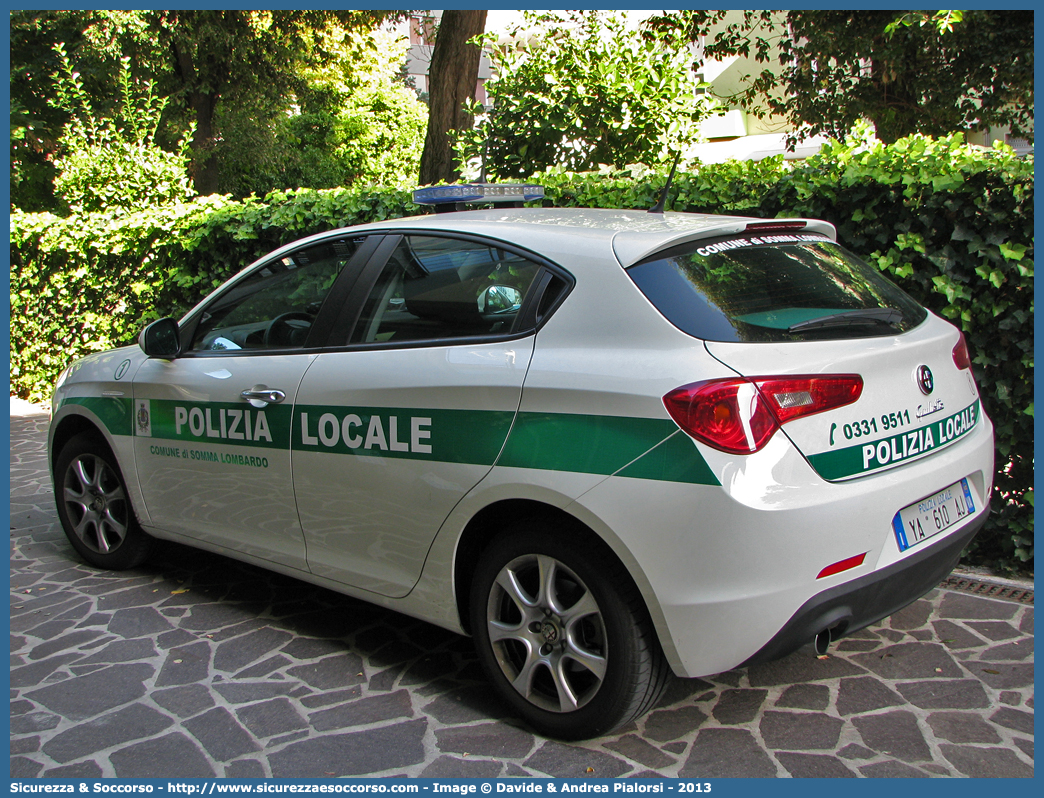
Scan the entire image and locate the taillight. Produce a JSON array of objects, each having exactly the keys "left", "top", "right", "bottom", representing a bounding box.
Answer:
[
  {"left": 952, "top": 332, "right": 972, "bottom": 371},
  {"left": 663, "top": 374, "right": 863, "bottom": 454}
]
